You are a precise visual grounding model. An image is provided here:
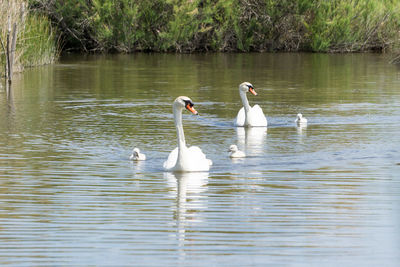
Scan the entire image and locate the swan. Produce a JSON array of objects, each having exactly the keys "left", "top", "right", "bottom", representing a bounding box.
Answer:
[
  {"left": 228, "top": 145, "right": 246, "bottom": 158},
  {"left": 234, "top": 82, "right": 268, "bottom": 127},
  {"left": 163, "top": 96, "right": 212, "bottom": 172},
  {"left": 130, "top": 147, "right": 146, "bottom": 161},
  {"left": 295, "top": 113, "right": 307, "bottom": 125}
]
